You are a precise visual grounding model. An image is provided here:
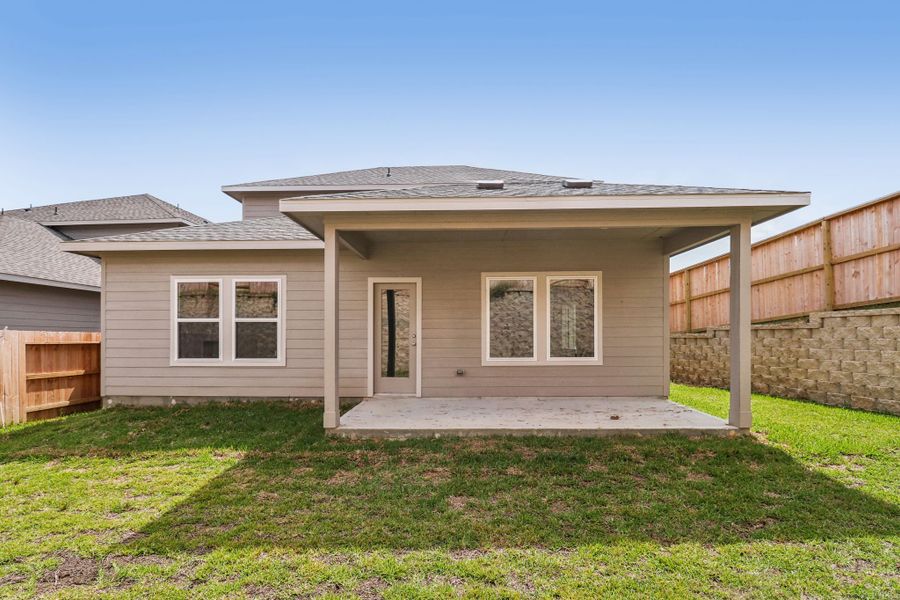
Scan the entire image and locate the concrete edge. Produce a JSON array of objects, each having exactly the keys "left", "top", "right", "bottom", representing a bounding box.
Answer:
[{"left": 328, "top": 426, "right": 741, "bottom": 440}]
